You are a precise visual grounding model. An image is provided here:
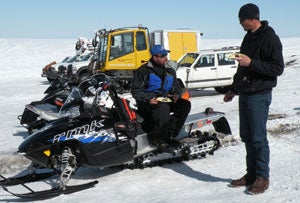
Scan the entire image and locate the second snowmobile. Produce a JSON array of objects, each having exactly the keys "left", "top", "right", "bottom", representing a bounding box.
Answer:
[{"left": 18, "top": 66, "right": 84, "bottom": 134}]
